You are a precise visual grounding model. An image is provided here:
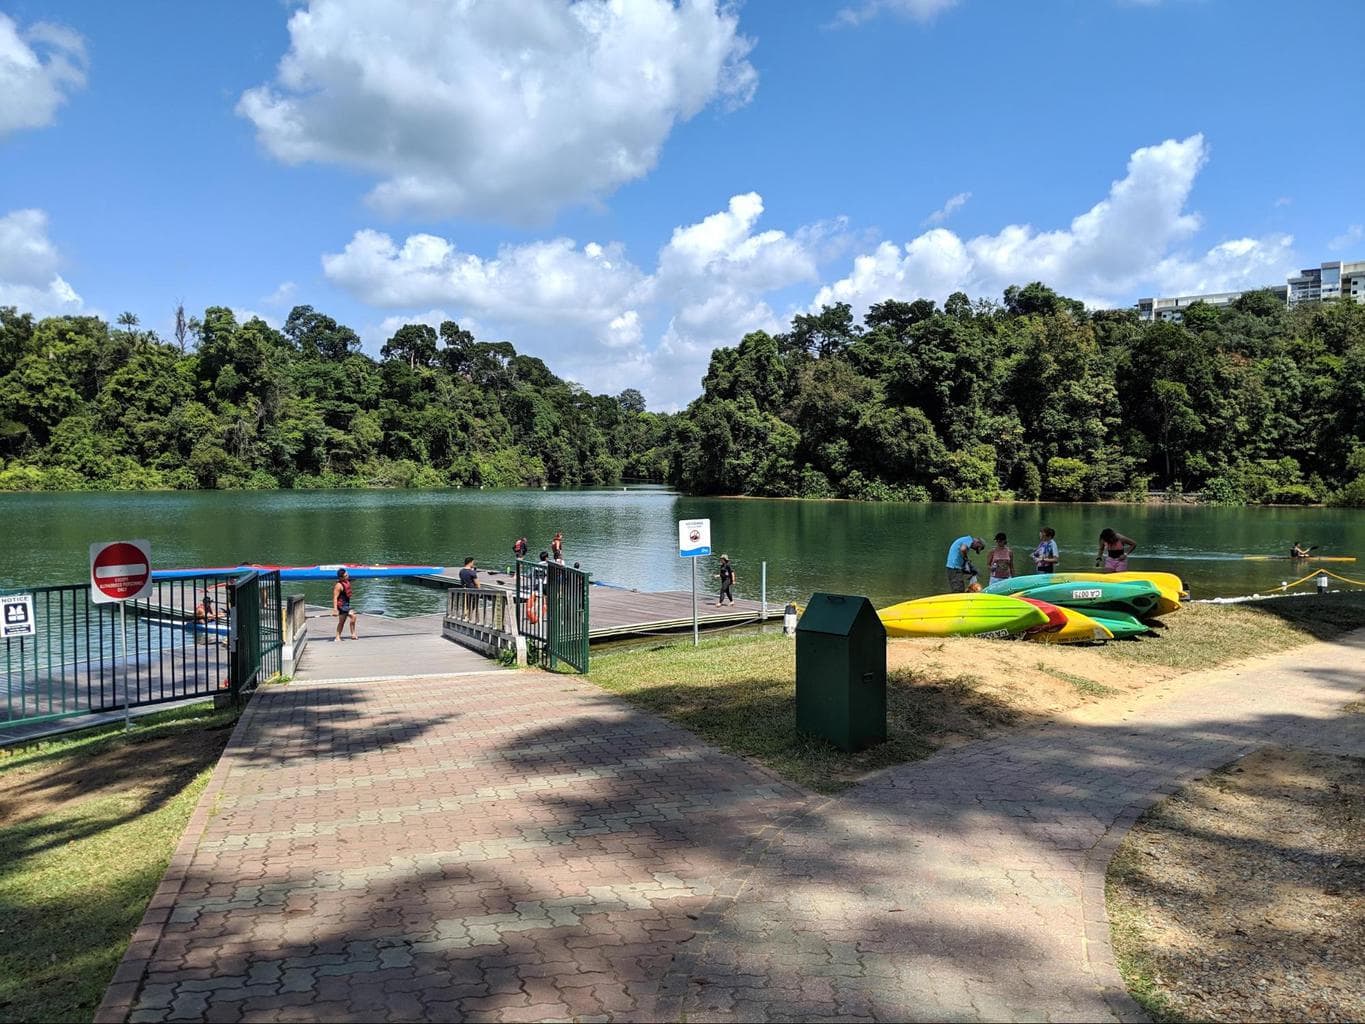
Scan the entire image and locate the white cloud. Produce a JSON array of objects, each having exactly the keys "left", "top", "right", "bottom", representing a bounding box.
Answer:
[
  {"left": 1327, "top": 224, "right": 1363, "bottom": 253},
  {"left": 238, "top": 0, "right": 756, "bottom": 222},
  {"left": 1274, "top": 196, "right": 1293, "bottom": 208},
  {"left": 0, "top": 209, "right": 83, "bottom": 317},
  {"left": 324, "top": 192, "right": 825, "bottom": 408},
  {"left": 923, "top": 191, "right": 971, "bottom": 226},
  {"left": 0, "top": 14, "right": 87, "bottom": 139},
  {"left": 814, "top": 134, "right": 1296, "bottom": 313},
  {"left": 263, "top": 281, "right": 297, "bottom": 306},
  {"left": 834, "top": 0, "right": 959, "bottom": 27}
]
